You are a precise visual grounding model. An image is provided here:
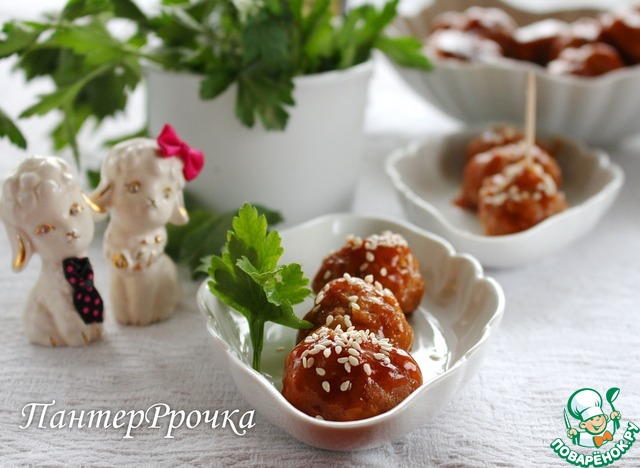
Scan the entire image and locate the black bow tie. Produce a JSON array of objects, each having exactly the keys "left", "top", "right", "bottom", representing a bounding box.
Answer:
[{"left": 62, "top": 257, "right": 104, "bottom": 324}]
